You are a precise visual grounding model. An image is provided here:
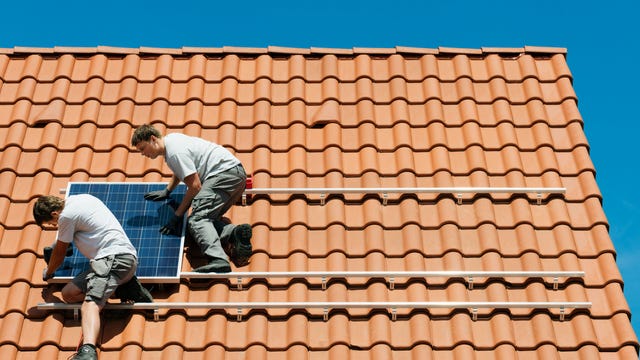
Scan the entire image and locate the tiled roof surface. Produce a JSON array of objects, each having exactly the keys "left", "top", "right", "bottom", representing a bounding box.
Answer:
[{"left": 0, "top": 46, "right": 638, "bottom": 359}]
